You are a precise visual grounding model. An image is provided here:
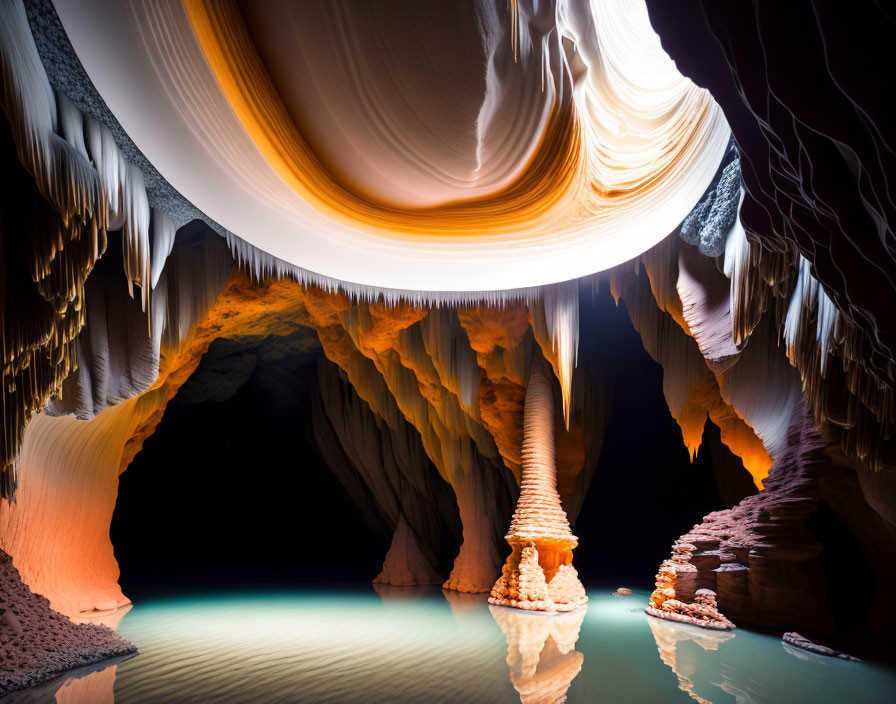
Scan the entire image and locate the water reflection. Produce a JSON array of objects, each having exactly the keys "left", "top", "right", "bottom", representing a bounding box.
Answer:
[
  {"left": 647, "top": 616, "right": 734, "bottom": 703},
  {"left": 9, "top": 589, "right": 896, "bottom": 704},
  {"left": 1, "top": 656, "right": 131, "bottom": 704},
  {"left": 489, "top": 605, "right": 586, "bottom": 704}
]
